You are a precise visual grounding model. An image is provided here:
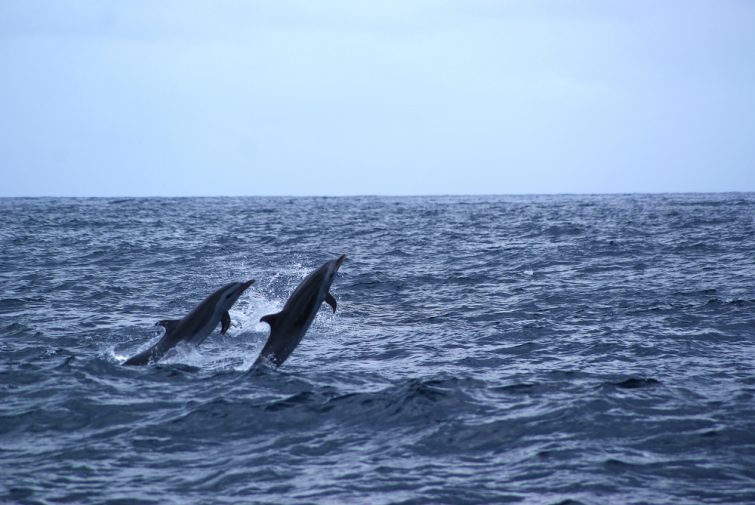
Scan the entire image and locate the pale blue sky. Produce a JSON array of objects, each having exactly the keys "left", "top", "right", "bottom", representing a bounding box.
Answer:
[{"left": 1, "top": 1, "right": 754, "bottom": 196}]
